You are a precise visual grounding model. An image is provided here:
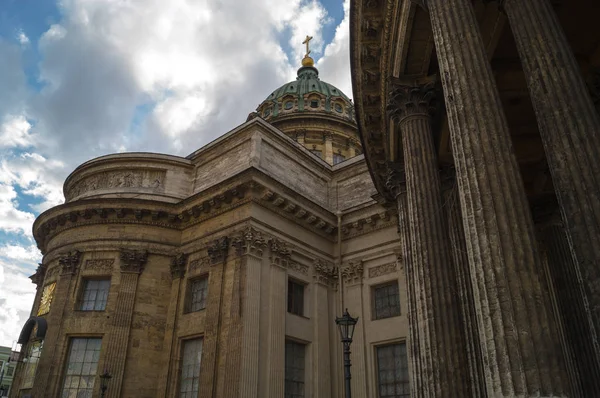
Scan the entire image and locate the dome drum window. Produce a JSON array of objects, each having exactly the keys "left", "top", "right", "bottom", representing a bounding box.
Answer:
[
  {"left": 263, "top": 108, "right": 271, "bottom": 117},
  {"left": 284, "top": 101, "right": 294, "bottom": 110},
  {"left": 310, "top": 99, "right": 320, "bottom": 108},
  {"left": 334, "top": 103, "right": 343, "bottom": 113}
]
